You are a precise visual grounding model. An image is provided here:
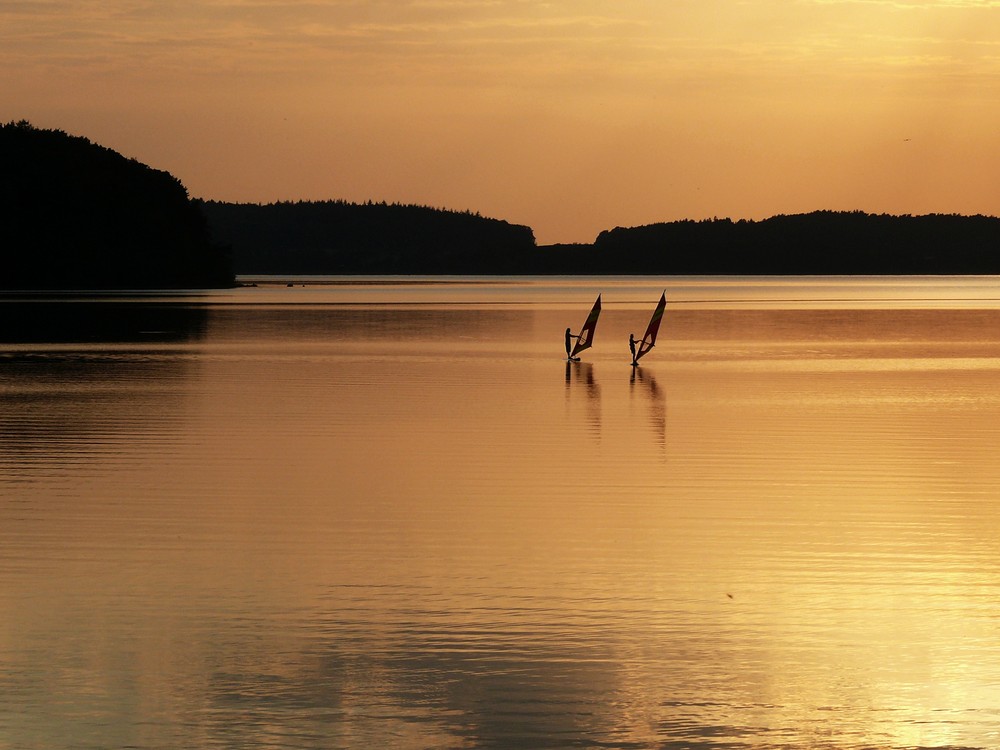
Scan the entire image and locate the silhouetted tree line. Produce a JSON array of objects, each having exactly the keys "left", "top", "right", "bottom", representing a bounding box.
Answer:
[
  {"left": 205, "top": 203, "right": 1000, "bottom": 275},
  {"left": 8, "top": 121, "right": 1000, "bottom": 279},
  {"left": 1, "top": 121, "right": 233, "bottom": 289},
  {"left": 582, "top": 213, "right": 1000, "bottom": 274},
  {"left": 198, "top": 199, "right": 538, "bottom": 274}
]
